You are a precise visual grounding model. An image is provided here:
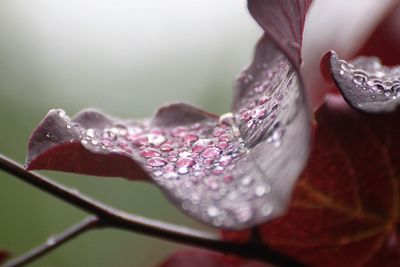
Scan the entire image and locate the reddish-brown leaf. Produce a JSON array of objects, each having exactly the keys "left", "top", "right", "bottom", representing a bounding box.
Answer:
[
  {"left": 250, "top": 95, "right": 400, "bottom": 266},
  {"left": 159, "top": 249, "right": 270, "bottom": 267},
  {"left": 0, "top": 251, "right": 9, "bottom": 264},
  {"left": 248, "top": 0, "right": 312, "bottom": 69},
  {"left": 356, "top": 3, "right": 400, "bottom": 67}
]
